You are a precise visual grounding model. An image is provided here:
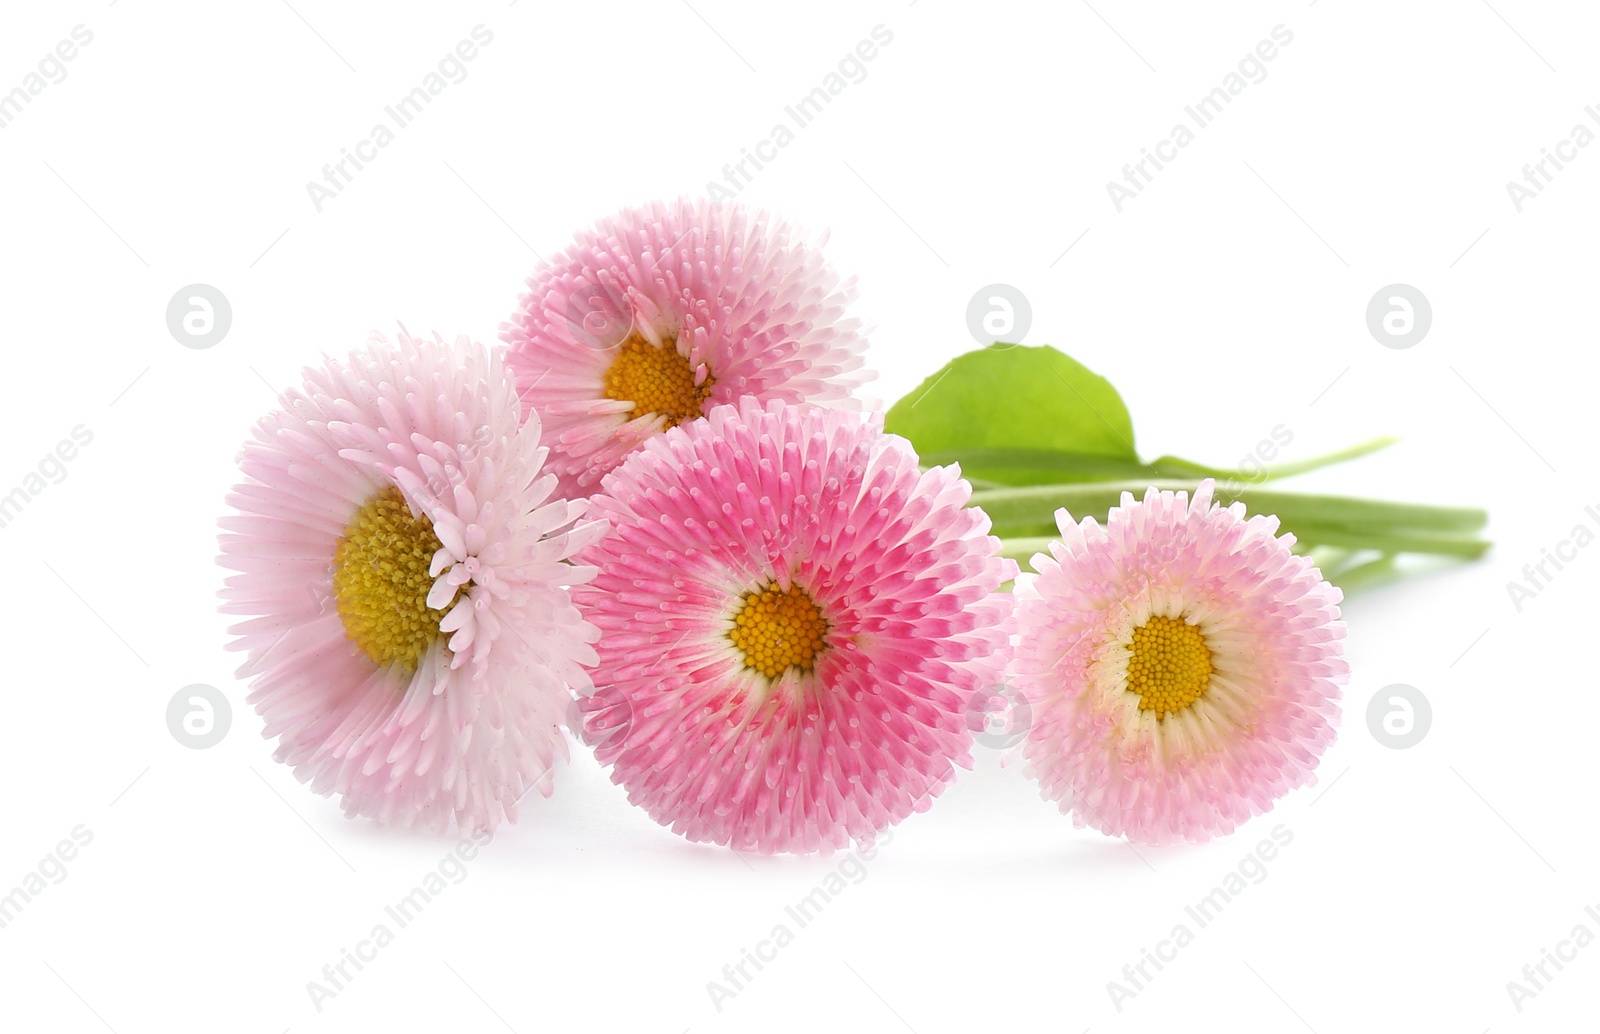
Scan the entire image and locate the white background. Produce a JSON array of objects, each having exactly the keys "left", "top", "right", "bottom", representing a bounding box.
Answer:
[{"left": 0, "top": 1, "right": 1593, "bottom": 1031}]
